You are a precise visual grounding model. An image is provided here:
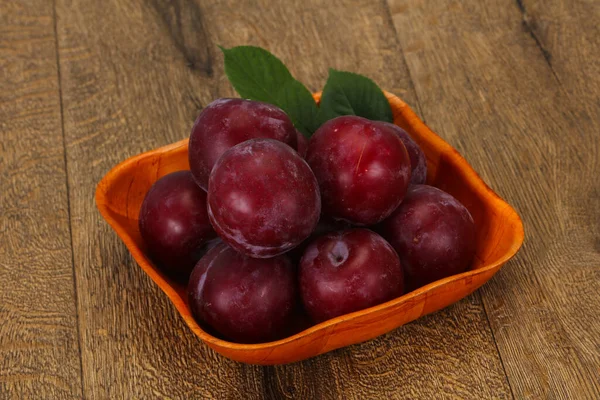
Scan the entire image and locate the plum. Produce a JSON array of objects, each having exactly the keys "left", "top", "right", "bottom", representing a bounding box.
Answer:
[
  {"left": 138, "top": 171, "right": 216, "bottom": 280},
  {"left": 299, "top": 229, "right": 404, "bottom": 323},
  {"left": 208, "top": 138, "right": 321, "bottom": 258},
  {"left": 188, "top": 243, "right": 298, "bottom": 343},
  {"left": 306, "top": 115, "right": 411, "bottom": 225},
  {"left": 188, "top": 98, "right": 297, "bottom": 190},
  {"left": 378, "top": 122, "right": 427, "bottom": 184},
  {"left": 379, "top": 185, "right": 476, "bottom": 289},
  {"left": 287, "top": 217, "right": 352, "bottom": 263},
  {"left": 296, "top": 129, "right": 309, "bottom": 158}
]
